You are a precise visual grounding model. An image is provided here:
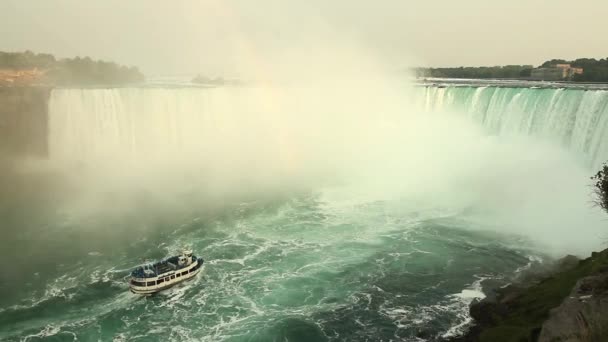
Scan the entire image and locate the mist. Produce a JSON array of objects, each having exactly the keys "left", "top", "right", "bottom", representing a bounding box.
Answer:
[
  {"left": 4, "top": 2, "right": 608, "bottom": 340},
  {"left": 1, "top": 36, "right": 604, "bottom": 306},
  {"left": 15, "top": 41, "right": 596, "bottom": 259}
]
